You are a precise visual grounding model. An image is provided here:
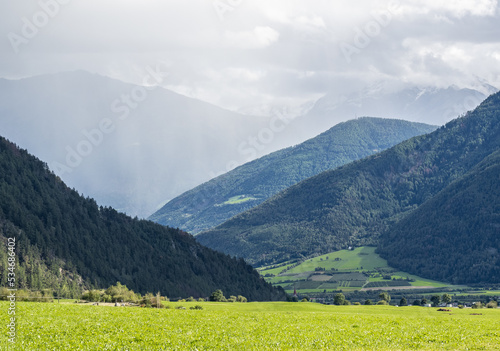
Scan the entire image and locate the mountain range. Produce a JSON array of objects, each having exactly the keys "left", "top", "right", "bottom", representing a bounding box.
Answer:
[
  {"left": 150, "top": 118, "right": 437, "bottom": 234},
  {"left": 0, "top": 72, "right": 494, "bottom": 219},
  {"left": 294, "top": 82, "right": 497, "bottom": 141},
  {"left": 197, "top": 92, "right": 500, "bottom": 285}
]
